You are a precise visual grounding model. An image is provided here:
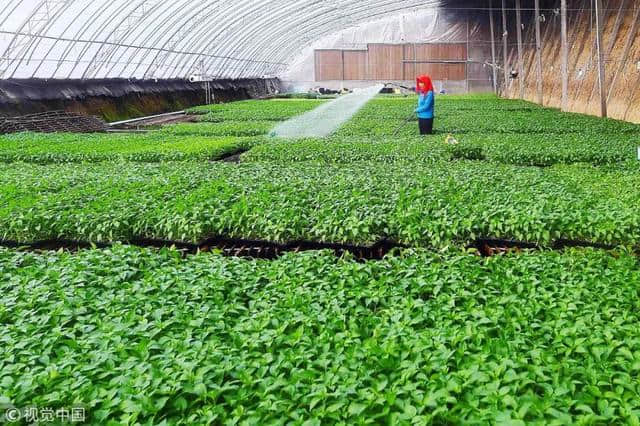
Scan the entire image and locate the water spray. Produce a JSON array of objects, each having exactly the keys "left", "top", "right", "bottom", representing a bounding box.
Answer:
[{"left": 271, "top": 85, "right": 384, "bottom": 139}]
